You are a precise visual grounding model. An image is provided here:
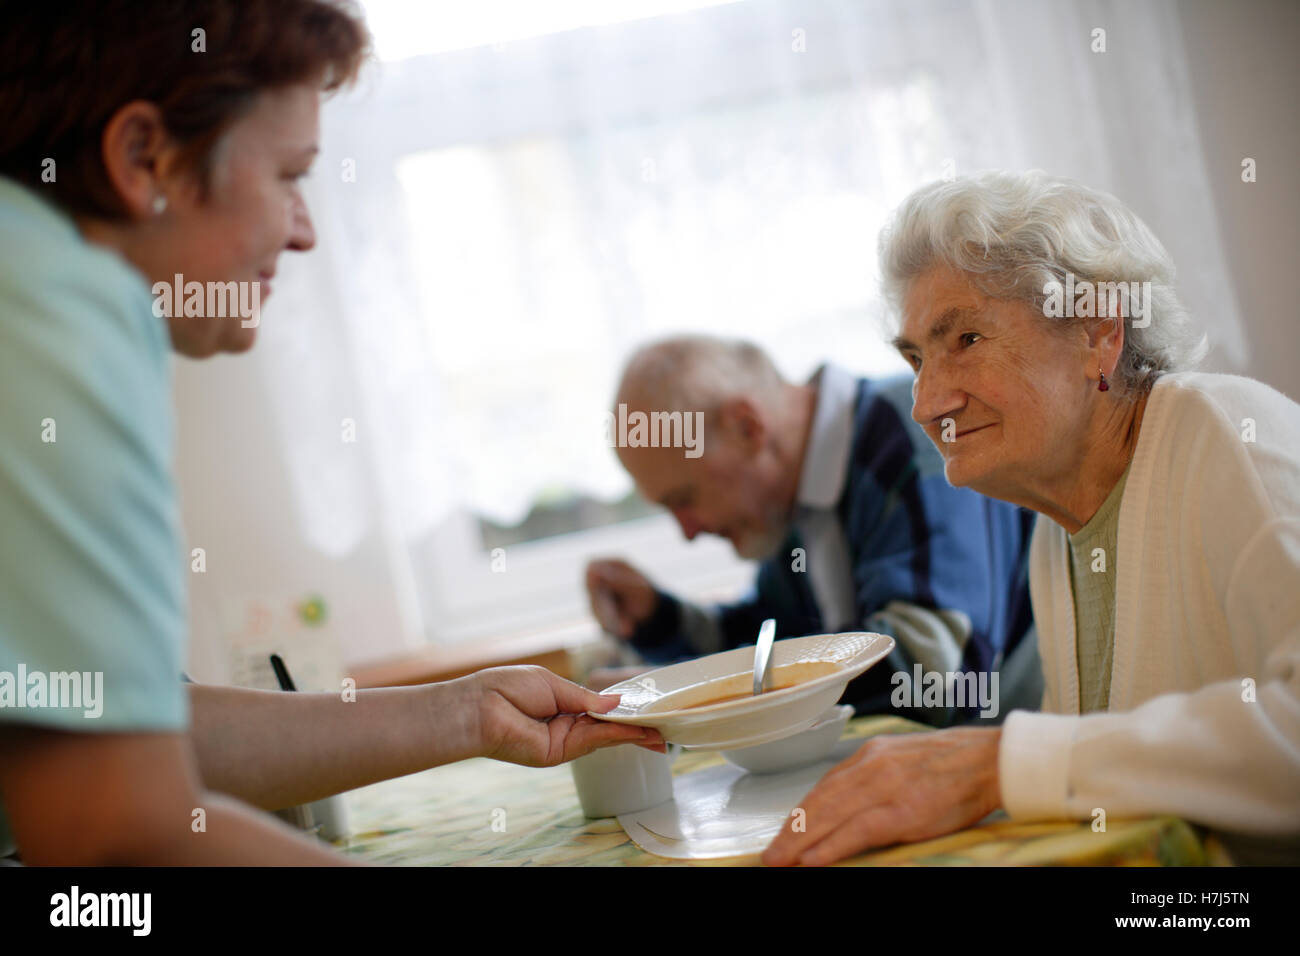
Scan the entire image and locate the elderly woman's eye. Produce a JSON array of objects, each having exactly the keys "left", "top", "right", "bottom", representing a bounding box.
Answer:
[{"left": 960, "top": 332, "right": 982, "bottom": 347}]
